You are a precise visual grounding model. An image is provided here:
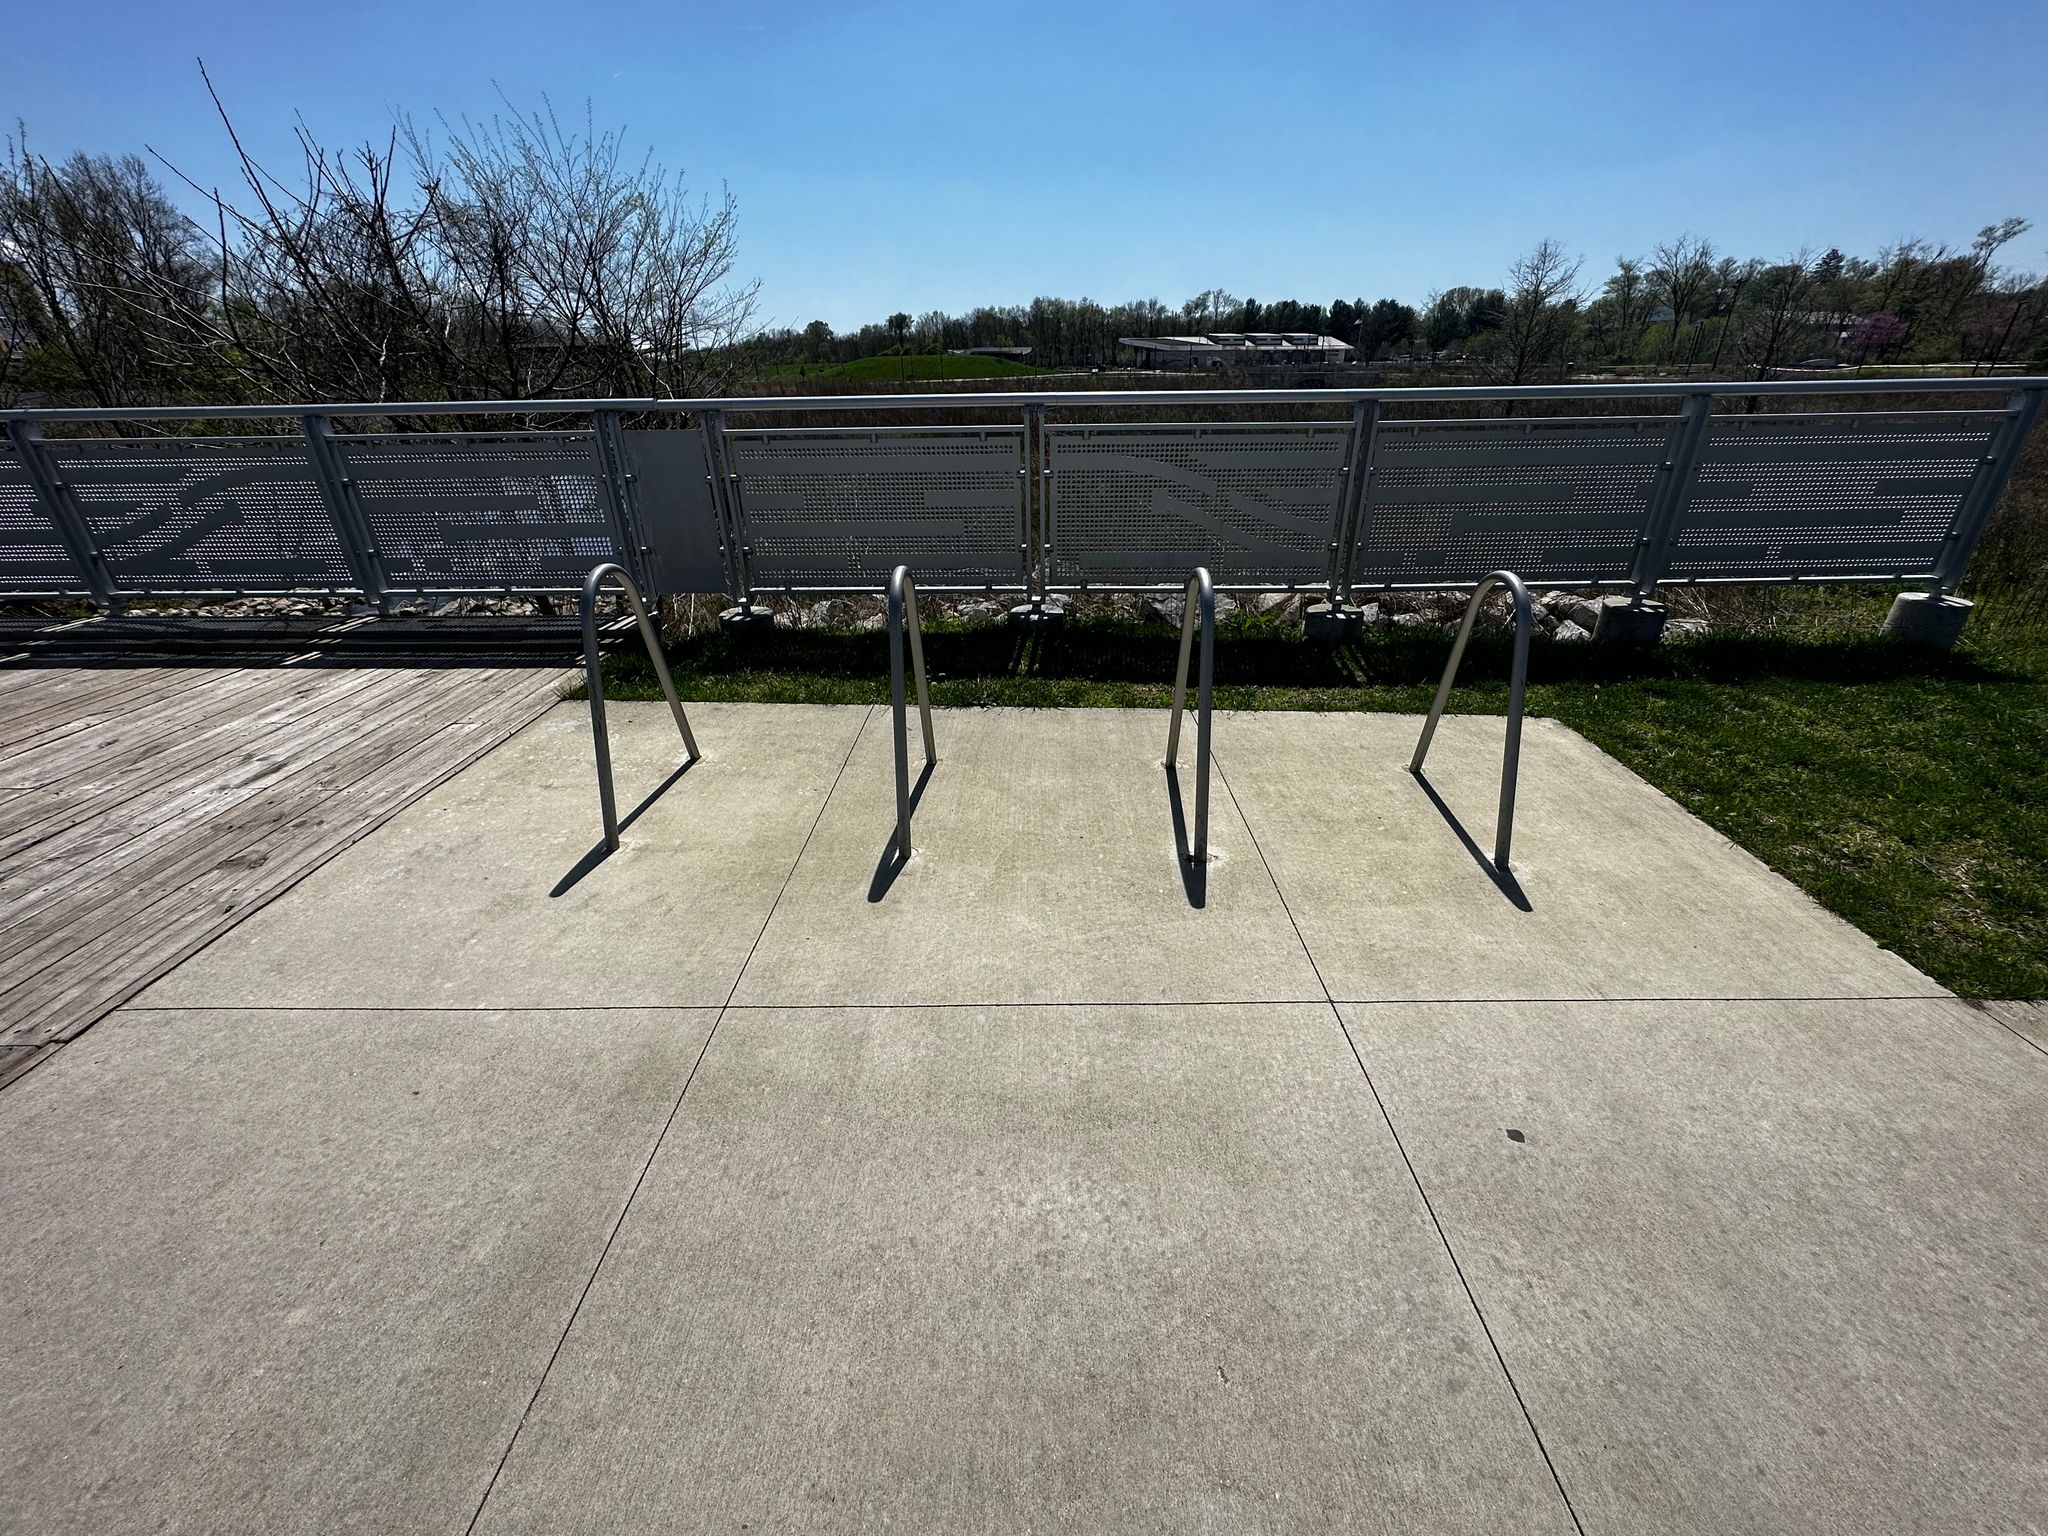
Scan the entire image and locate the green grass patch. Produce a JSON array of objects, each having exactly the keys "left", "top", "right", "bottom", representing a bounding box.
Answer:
[{"left": 593, "top": 598, "right": 2048, "bottom": 998}]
